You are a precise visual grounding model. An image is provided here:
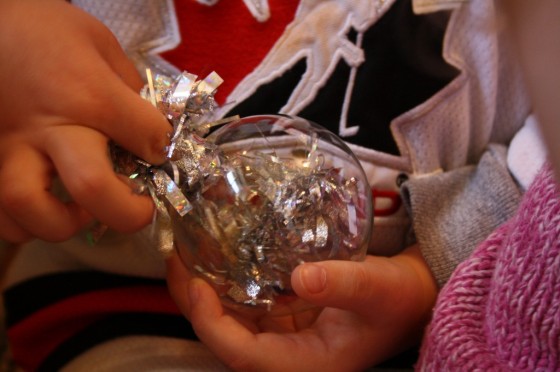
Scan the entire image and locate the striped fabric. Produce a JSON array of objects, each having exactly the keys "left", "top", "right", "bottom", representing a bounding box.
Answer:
[{"left": 4, "top": 272, "right": 195, "bottom": 371}]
